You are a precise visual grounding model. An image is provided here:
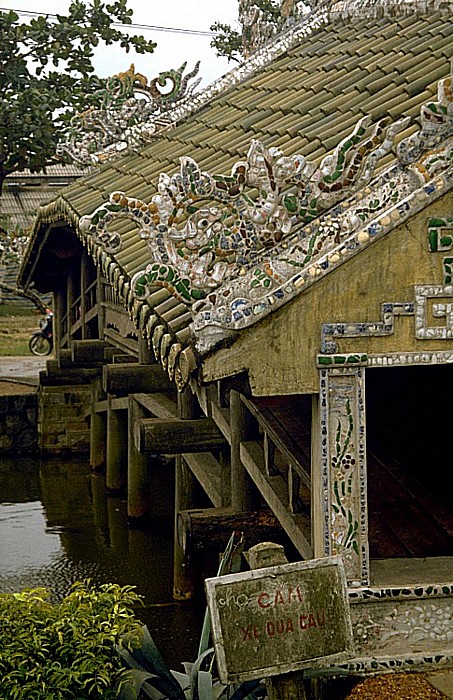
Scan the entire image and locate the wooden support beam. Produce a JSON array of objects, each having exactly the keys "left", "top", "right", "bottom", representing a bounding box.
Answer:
[
  {"left": 90, "top": 377, "right": 106, "bottom": 470},
  {"left": 103, "top": 363, "right": 171, "bottom": 395},
  {"left": 173, "top": 388, "right": 199, "bottom": 601},
  {"left": 177, "top": 507, "right": 284, "bottom": 554},
  {"left": 211, "top": 402, "right": 232, "bottom": 444},
  {"left": 134, "top": 417, "right": 227, "bottom": 455},
  {"left": 42, "top": 360, "right": 100, "bottom": 385},
  {"left": 182, "top": 452, "right": 222, "bottom": 507},
  {"left": 72, "top": 339, "right": 107, "bottom": 364},
  {"left": 240, "top": 440, "right": 313, "bottom": 560},
  {"left": 133, "top": 393, "right": 178, "bottom": 419},
  {"left": 230, "top": 390, "right": 259, "bottom": 512},
  {"left": 127, "top": 397, "right": 167, "bottom": 522}
]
